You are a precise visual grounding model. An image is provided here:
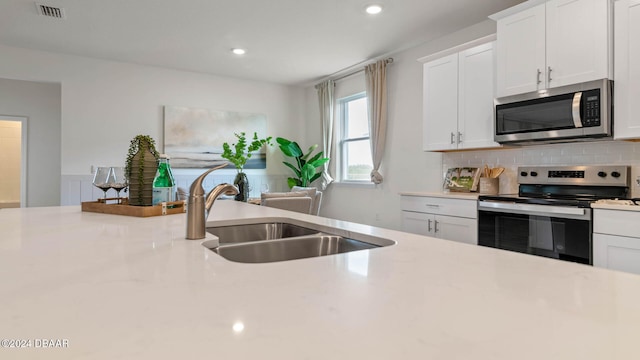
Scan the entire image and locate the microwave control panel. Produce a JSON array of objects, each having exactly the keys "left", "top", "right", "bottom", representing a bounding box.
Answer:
[{"left": 582, "top": 89, "right": 600, "bottom": 127}]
